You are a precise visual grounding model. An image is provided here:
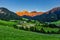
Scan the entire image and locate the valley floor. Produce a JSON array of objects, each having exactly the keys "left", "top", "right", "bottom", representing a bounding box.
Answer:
[{"left": 0, "top": 25, "right": 60, "bottom": 40}]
